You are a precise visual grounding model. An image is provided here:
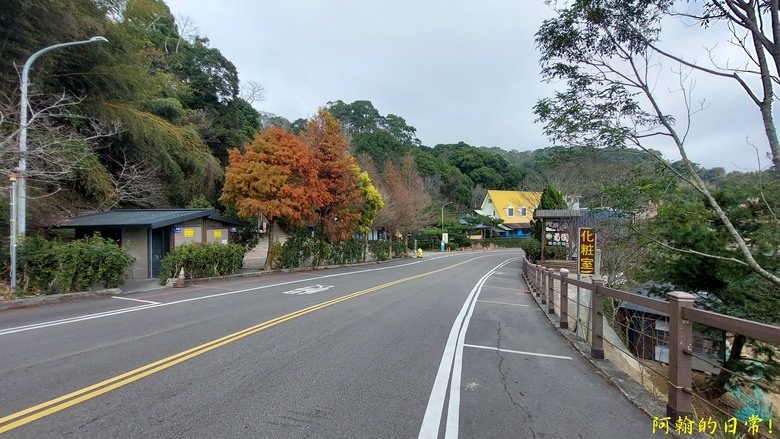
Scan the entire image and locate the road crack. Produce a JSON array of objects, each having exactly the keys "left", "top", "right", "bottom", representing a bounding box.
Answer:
[{"left": 496, "top": 321, "right": 538, "bottom": 439}]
